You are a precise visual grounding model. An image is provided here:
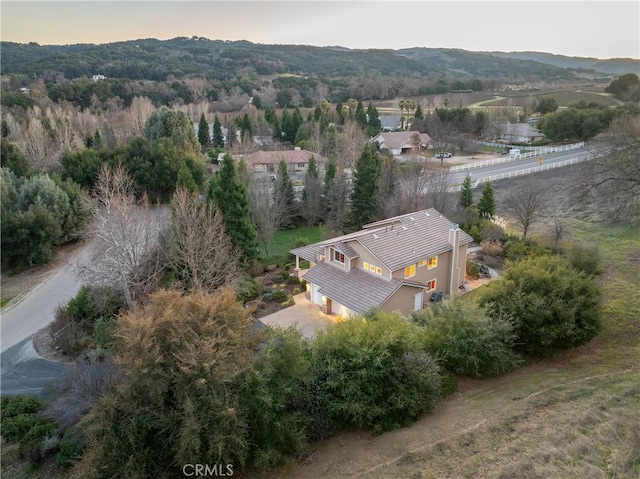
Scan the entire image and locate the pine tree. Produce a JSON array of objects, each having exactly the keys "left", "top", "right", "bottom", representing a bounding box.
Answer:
[
  {"left": 197, "top": 113, "right": 210, "bottom": 151},
  {"left": 350, "top": 143, "right": 382, "bottom": 229},
  {"left": 355, "top": 101, "right": 367, "bottom": 128},
  {"left": 478, "top": 182, "right": 496, "bottom": 218},
  {"left": 208, "top": 153, "right": 259, "bottom": 261},
  {"left": 414, "top": 104, "right": 424, "bottom": 120},
  {"left": 273, "top": 159, "right": 297, "bottom": 229},
  {"left": 459, "top": 174, "right": 474, "bottom": 208},
  {"left": 176, "top": 164, "right": 198, "bottom": 193},
  {"left": 212, "top": 115, "right": 224, "bottom": 148},
  {"left": 366, "top": 102, "right": 382, "bottom": 137},
  {"left": 302, "top": 156, "right": 321, "bottom": 225}
]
